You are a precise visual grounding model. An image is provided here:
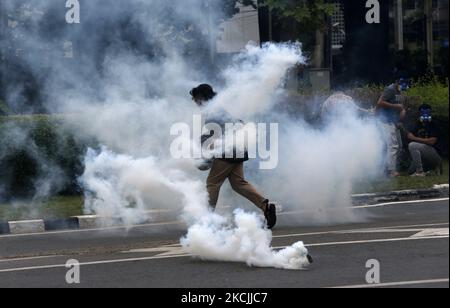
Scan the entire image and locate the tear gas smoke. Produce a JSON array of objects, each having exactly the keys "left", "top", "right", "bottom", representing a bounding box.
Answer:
[
  {"left": 79, "top": 43, "right": 314, "bottom": 269},
  {"left": 1, "top": 1, "right": 384, "bottom": 269}
]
